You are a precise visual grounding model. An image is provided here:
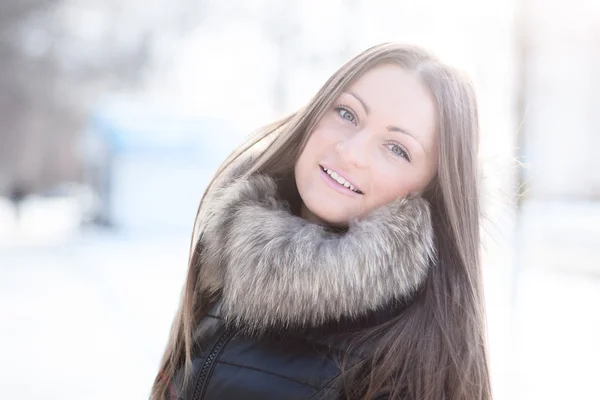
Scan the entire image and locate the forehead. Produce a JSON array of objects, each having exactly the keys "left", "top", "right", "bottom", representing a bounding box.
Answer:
[{"left": 345, "top": 64, "right": 438, "bottom": 151}]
